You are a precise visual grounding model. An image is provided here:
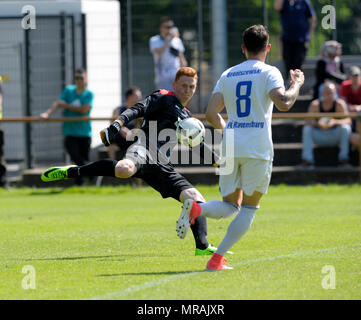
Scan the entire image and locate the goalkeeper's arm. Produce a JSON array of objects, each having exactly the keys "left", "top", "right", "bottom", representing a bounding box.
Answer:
[
  {"left": 100, "top": 94, "right": 156, "bottom": 146},
  {"left": 100, "top": 120, "right": 124, "bottom": 147}
]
